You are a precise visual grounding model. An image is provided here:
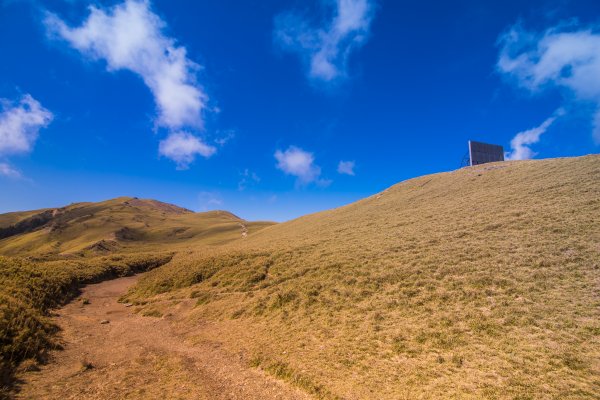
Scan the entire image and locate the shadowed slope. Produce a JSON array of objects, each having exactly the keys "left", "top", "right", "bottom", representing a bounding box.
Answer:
[{"left": 0, "top": 209, "right": 52, "bottom": 230}]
